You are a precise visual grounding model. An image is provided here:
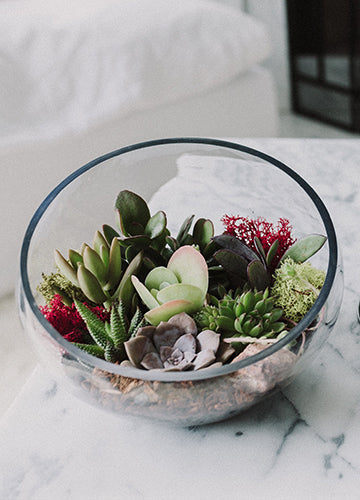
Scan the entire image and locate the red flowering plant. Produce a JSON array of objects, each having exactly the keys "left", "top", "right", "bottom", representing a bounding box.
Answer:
[{"left": 38, "top": 190, "right": 328, "bottom": 371}]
